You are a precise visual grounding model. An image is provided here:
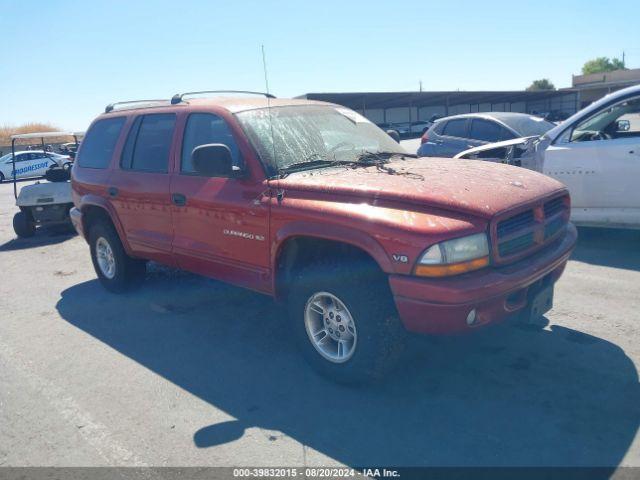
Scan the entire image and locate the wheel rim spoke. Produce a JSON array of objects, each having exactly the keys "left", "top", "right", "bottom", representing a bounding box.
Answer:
[
  {"left": 309, "top": 301, "right": 325, "bottom": 316},
  {"left": 313, "top": 329, "right": 327, "bottom": 341}
]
